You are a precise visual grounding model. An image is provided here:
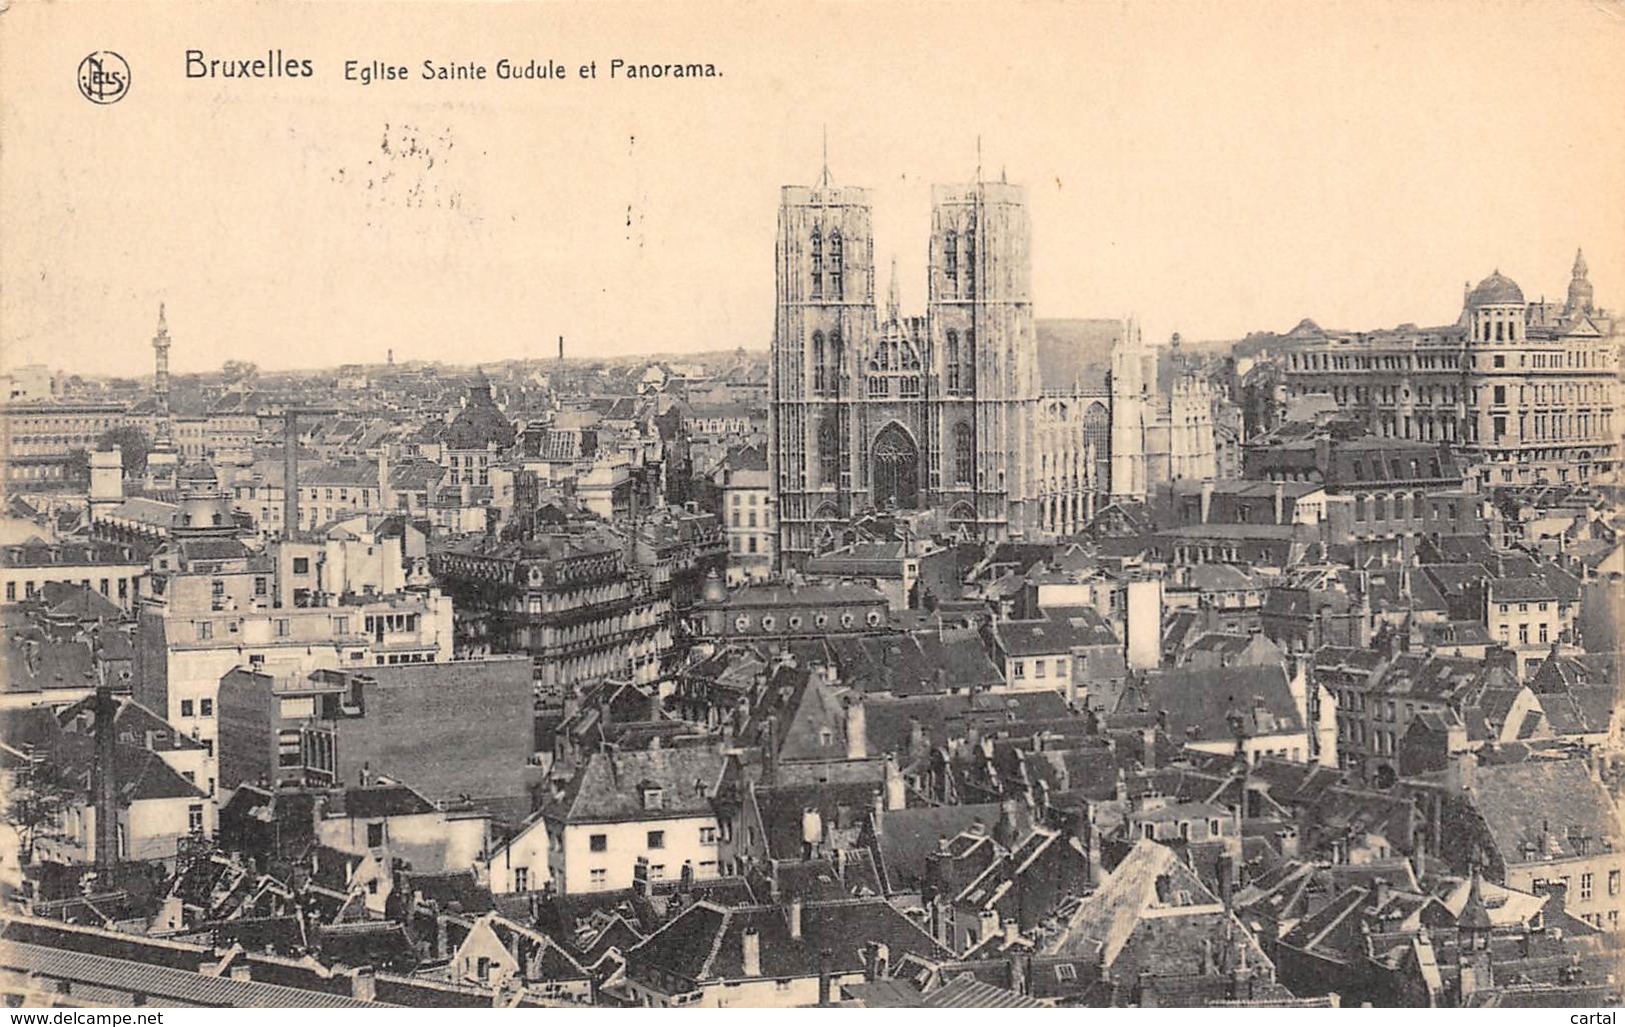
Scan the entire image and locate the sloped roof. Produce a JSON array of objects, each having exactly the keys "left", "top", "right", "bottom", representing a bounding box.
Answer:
[
  {"left": 1472, "top": 760, "right": 1623, "bottom": 864},
  {"left": 1043, "top": 838, "right": 1219, "bottom": 965},
  {"left": 541, "top": 748, "right": 727, "bottom": 825}
]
